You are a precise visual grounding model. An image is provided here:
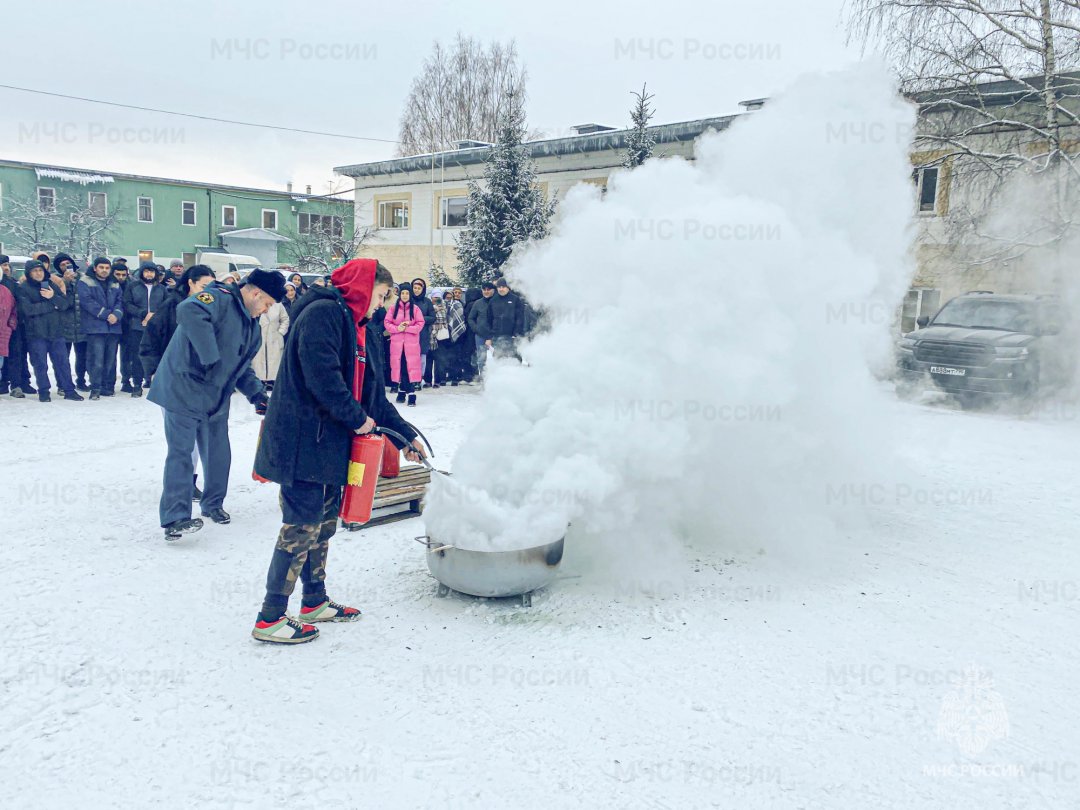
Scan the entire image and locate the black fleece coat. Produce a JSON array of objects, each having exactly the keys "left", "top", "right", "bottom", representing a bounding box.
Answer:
[{"left": 254, "top": 285, "right": 417, "bottom": 487}]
